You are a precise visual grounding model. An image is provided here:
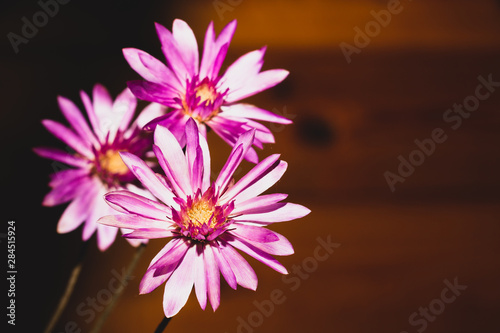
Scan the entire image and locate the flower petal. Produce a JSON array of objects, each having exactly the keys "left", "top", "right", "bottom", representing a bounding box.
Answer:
[
  {"left": 215, "top": 129, "right": 255, "bottom": 191},
  {"left": 193, "top": 243, "right": 207, "bottom": 310},
  {"left": 57, "top": 96, "right": 99, "bottom": 147},
  {"left": 219, "top": 154, "right": 281, "bottom": 204},
  {"left": 172, "top": 19, "right": 199, "bottom": 76},
  {"left": 218, "top": 242, "right": 257, "bottom": 290},
  {"left": 98, "top": 214, "right": 171, "bottom": 230},
  {"left": 220, "top": 103, "right": 293, "bottom": 125},
  {"left": 233, "top": 203, "right": 311, "bottom": 224},
  {"left": 57, "top": 178, "right": 100, "bottom": 233},
  {"left": 225, "top": 69, "right": 289, "bottom": 103},
  {"left": 43, "top": 172, "right": 91, "bottom": 206},
  {"left": 140, "top": 238, "right": 187, "bottom": 294},
  {"left": 222, "top": 235, "right": 288, "bottom": 274},
  {"left": 219, "top": 47, "right": 266, "bottom": 94},
  {"left": 134, "top": 103, "right": 167, "bottom": 130},
  {"left": 162, "top": 244, "right": 197, "bottom": 317},
  {"left": 153, "top": 125, "right": 192, "bottom": 197},
  {"left": 204, "top": 245, "right": 220, "bottom": 311},
  {"left": 123, "top": 228, "right": 174, "bottom": 239},
  {"left": 231, "top": 193, "right": 288, "bottom": 215},
  {"left": 212, "top": 245, "right": 237, "bottom": 290},
  {"left": 230, "top": 226, "right": 294, "bottom": 256},
  {"left": 127, "top": 80, "right": 178, "bottom": 107},
  {"left": 119, "top": 152, "right": 177, "bottom": 206},
  {"left": 41, "top": 120, "right": 93, "bottom": 158},
  {"left": 33, "top": 147, "right": 89, "bottom": 168},
  {"left": 123, "top": 48, "right": 182, "bottom": 90},
  {"left": 104, "top": 190, "right": 171, "bottom": 220},
  {"left": 114, "top": 88, "right": 138, "bottom": 134}
]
